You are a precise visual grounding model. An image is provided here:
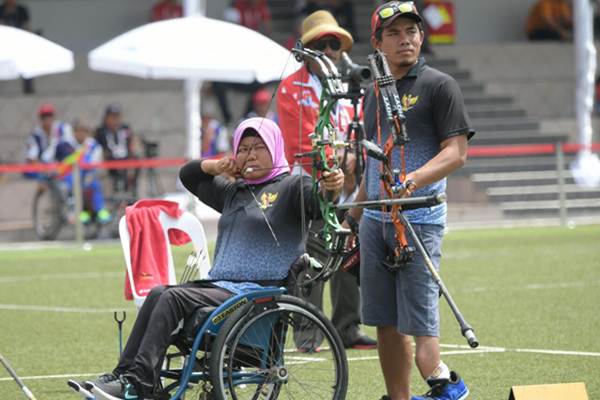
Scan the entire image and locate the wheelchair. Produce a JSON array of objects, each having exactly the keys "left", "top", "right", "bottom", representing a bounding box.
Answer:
[{"left": 157, "top": 285, "right": 348, "bottom": 400}]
